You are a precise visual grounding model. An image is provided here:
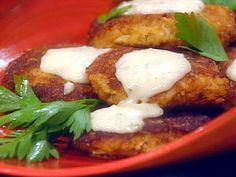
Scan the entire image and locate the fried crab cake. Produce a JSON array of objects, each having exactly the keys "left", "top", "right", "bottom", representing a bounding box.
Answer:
[
  {"left": 75, "top": 113, "right": 210, "bottom": 159},
  {"left": 218, "top": 48, "right": 236, "bottom": 106},
  {"left": 3, "top": 47, "right": 97, "bottom": 102},
  {"left": 87, "top": 47, "right": 232, "bottom": 108},
  {"left": 89, "top": 5, "right": 236, "bottom": 48}
]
